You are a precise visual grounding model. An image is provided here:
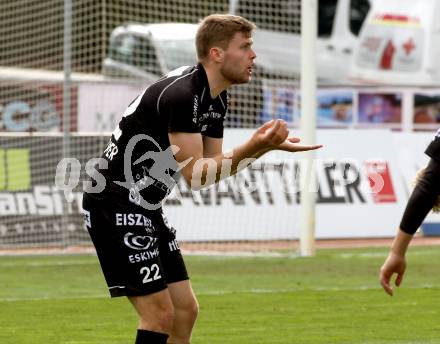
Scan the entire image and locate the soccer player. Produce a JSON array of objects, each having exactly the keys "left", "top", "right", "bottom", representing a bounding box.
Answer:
[
  {"left": 82, "top": 14, "right": 322, "bottom": 344},
  {"left": 380, "top": 130, "right": 440, "bottom": 296}
]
